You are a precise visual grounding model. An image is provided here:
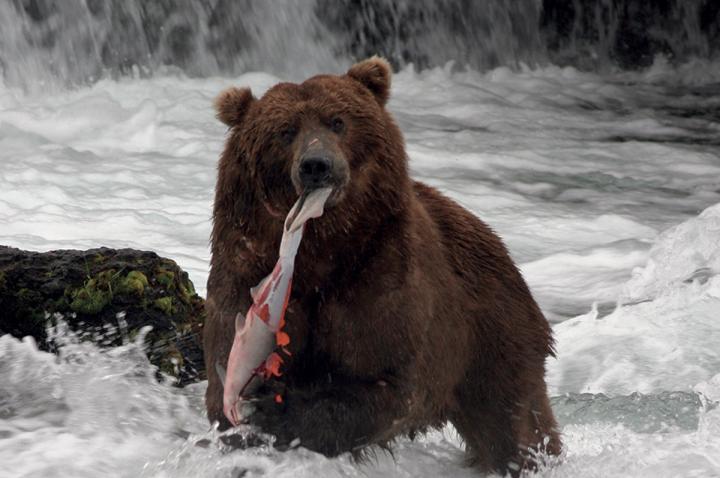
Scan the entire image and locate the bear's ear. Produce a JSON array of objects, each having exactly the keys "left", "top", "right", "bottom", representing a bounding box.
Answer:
[
  {"left": 214, "top": 87, "right": 255, "bottom": 127},
  {"left": 347, "top": 56, "right": 392, "bottom": 106}
]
